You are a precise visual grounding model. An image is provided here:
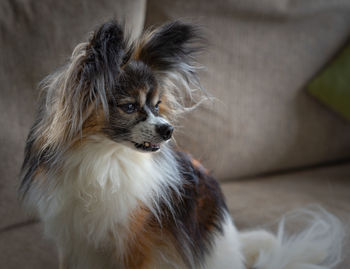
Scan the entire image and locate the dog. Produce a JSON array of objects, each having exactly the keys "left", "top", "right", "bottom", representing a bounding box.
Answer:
[{"left": 20, "top": 20, "right": 344, "bottom": 269}]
